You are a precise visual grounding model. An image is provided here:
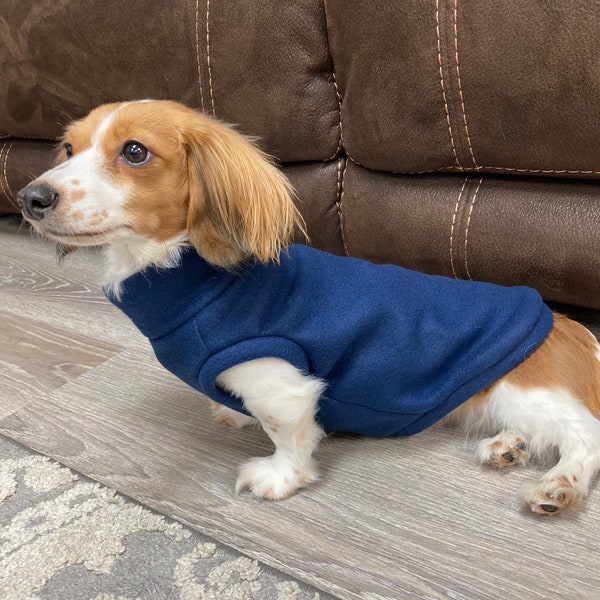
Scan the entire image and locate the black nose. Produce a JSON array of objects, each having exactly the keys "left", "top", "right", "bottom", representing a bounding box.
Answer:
[{"left": 16, "top": 183, "right": 60, "bottom": 221}]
